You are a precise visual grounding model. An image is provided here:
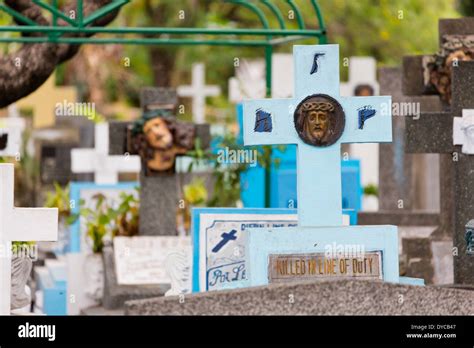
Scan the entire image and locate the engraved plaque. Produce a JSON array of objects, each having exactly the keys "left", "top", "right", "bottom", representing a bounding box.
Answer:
[{"left": 268, "top": 251, "right": 383, "bottom": 283}]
